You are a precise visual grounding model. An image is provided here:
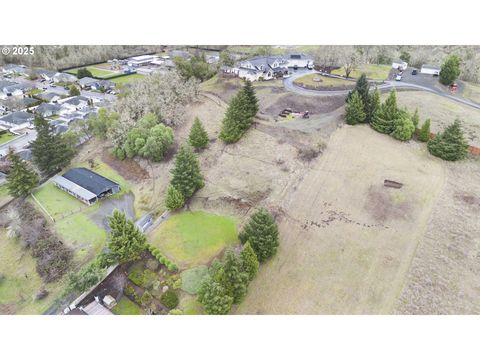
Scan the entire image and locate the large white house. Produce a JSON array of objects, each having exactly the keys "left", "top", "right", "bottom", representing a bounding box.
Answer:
[
  {"left": 127, "top": 55, "right": 157, "bottom": 67},
  {"left": 238, "top": 56, "right": 288, "bottom": 81}
]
